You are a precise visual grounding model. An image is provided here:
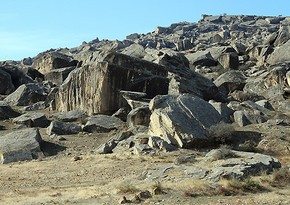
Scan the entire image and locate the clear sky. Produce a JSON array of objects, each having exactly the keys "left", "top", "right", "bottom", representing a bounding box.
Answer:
[{"left": 1, "top": 0, "right": 290, "bottom": 61}]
